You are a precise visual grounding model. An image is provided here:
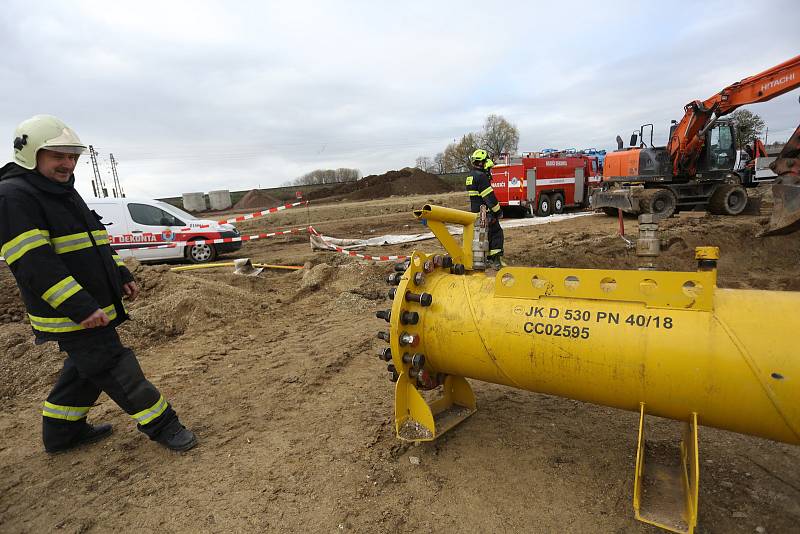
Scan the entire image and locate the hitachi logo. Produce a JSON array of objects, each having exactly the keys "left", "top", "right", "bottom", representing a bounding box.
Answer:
[{"left": 761, "top": 73, "right": 795, "bottom": 93}]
